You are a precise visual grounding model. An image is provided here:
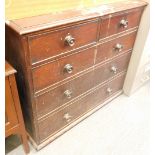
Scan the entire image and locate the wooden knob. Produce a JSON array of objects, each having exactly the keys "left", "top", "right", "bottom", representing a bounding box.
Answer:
[
  {"left": 64, "top": 90, "right": 72, "bottom": 99},
  {"left": 64, "top": 64, "right": 73, "bottom": 74},
  {"left": 65, "top": 35, "right": 75, "bottom": 46},
  {"left": 115, "top": 43, "right": 123, "bottom": 52},
  {"left": 111, "top": 66, "right": 117, "bottom": 74},
  {"left": 107, "top": 88, "right": 113, "bottom": 94},
  {"left": 120, "top": 19, "right": 128, "bottom": 28},
  {"left": 63, "top": 113, "right": 72, "bottom": 122}
]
